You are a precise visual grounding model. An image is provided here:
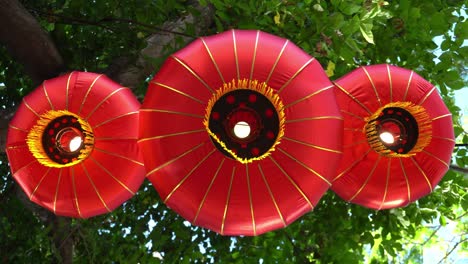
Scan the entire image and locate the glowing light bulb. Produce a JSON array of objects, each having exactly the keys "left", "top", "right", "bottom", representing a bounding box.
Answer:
[
  {"left": 69, "top": 136, "right": 83, "bottom": 152},
  {"left": 233, "top": 121, "right": 251, "bottom": 139},
  {"left": 379, "top": 132, "right": 395, "bottom": 144}
]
